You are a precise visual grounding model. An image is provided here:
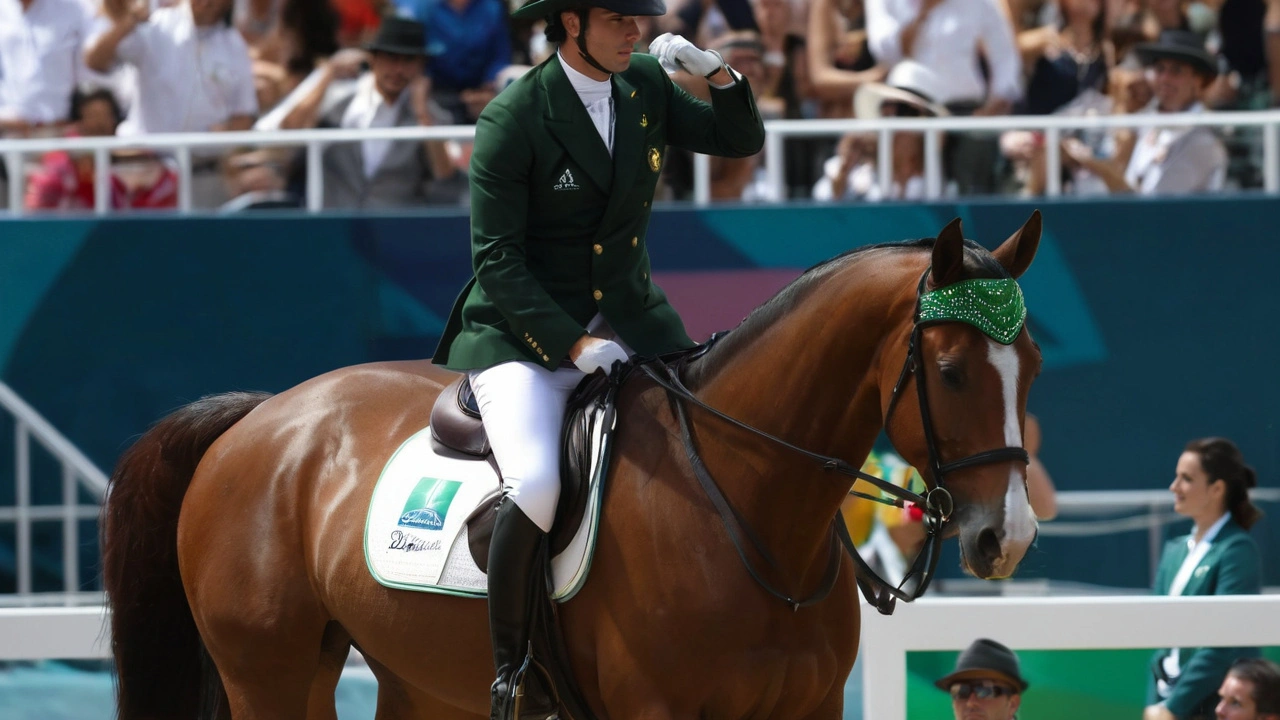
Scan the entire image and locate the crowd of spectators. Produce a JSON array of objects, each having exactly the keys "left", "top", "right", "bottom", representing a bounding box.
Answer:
[{"left": 1, "top": 0, "right": 1279, "bottom": 210}]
